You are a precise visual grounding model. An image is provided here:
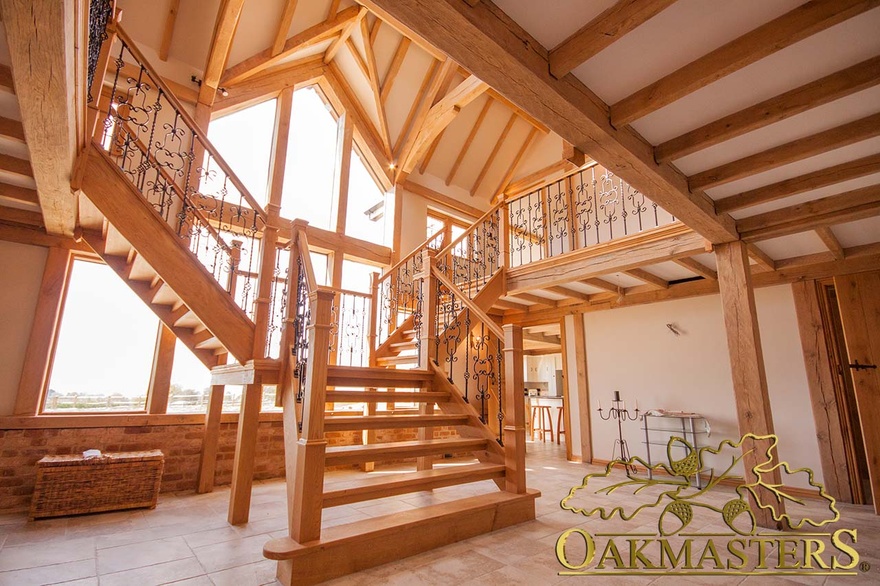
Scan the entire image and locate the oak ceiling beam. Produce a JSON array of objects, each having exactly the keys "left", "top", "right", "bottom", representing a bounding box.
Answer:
[
  {"left": 504, "top": 244, "right": 880, "bottom": 325},
  {"left": 739, "top": 184, "right": 880, "bottom": 242},
  {"left": 325, "top": 11, "right": 364, "bottom": 65},
  {"left": 380, "top": 37, "right": 412, "bottom": 103},
  {"left": 200, "top": 0, "right": 247, "bottom": 104},
  {"left": 674, "top": 257, "right": 718, "bottom": 281},
  {"left": 360, "top": 0, "right": 737, "bottom": 244},
  {"left": 401, "top": 179, "right": 485, "bottom": 219},
  {"left": 579, "top": 277, "right": 621, "bottom": 293},
  {"left": 504, "top": 159, "right": 579, "bottom": 197},
  {"left": 212, "top": 56, "right": 326, "bottom": 117},
  {"left": 447, "top": 96, "right": 492, "bottom": 185},
  {"left": 359, "top": 16, "right": 393, "bottom": 158},
  {"left": 815, "top": 226, "right": 845, "bottom": 260},
  {"left": 714, "top": 152, "right": 880, "bottom": 213},
  {"left": 0, "top": 64, "right": 14, "bottom": 94},
  {"left": 549, "top": 0, "right": 676, "bottom": 79},
  {"left": 624, "top": 268, "right": 668, "bottom": 289},
  {"left": 610, "top": 0, "right": 879, "bottom": 126},
  {"left": 272, "top": 0, "right": 299, "bottom": 57},
  {"left": 159, "top": 0, "right": 180, "bottom": 61},
  {"left": 523, "top": 331, "right": 561, "bottom": 345},
  {"left": 222, "top": 5, "right": 360, "bottom": 86},
  {"left": 401, "top": 73, "right": 488, "bottom": 173},
  {"left": 656, "top": 55, "right": 880, "bottom": 163},
  {"left": 546, "top": 285, "right": 592, "bottom": 303},
  {"left": 0, "top": 181, "right": 38, "bottom": 205},
  {"left": 747, "top": 244, "right": 776, "bottom": 272},
  {"left": 0, "top": 0, "right": 78, "bottom": 237},
  {"left": 0, "top": 116, "right": 25, "bottom": 144},
  {"left": 395, "top": 58, "right": 457, "bottom": 170},
  {"left": 689, "top": 111, "right": 880, "bottom": 192},
  {"left": 514, "top": 292, "right": 558, "bottom": 307}
]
